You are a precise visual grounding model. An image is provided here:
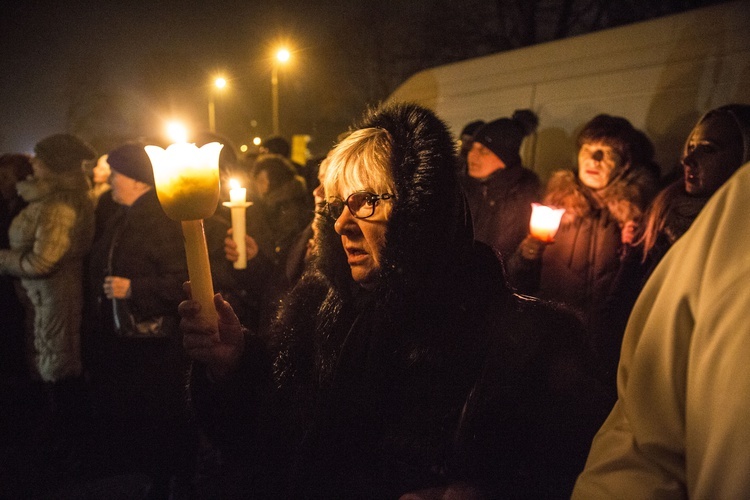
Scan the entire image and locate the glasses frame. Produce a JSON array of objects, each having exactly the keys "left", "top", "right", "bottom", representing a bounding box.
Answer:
[{"left": 326, "top": 191, "right": 394, "bottom": 220}]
